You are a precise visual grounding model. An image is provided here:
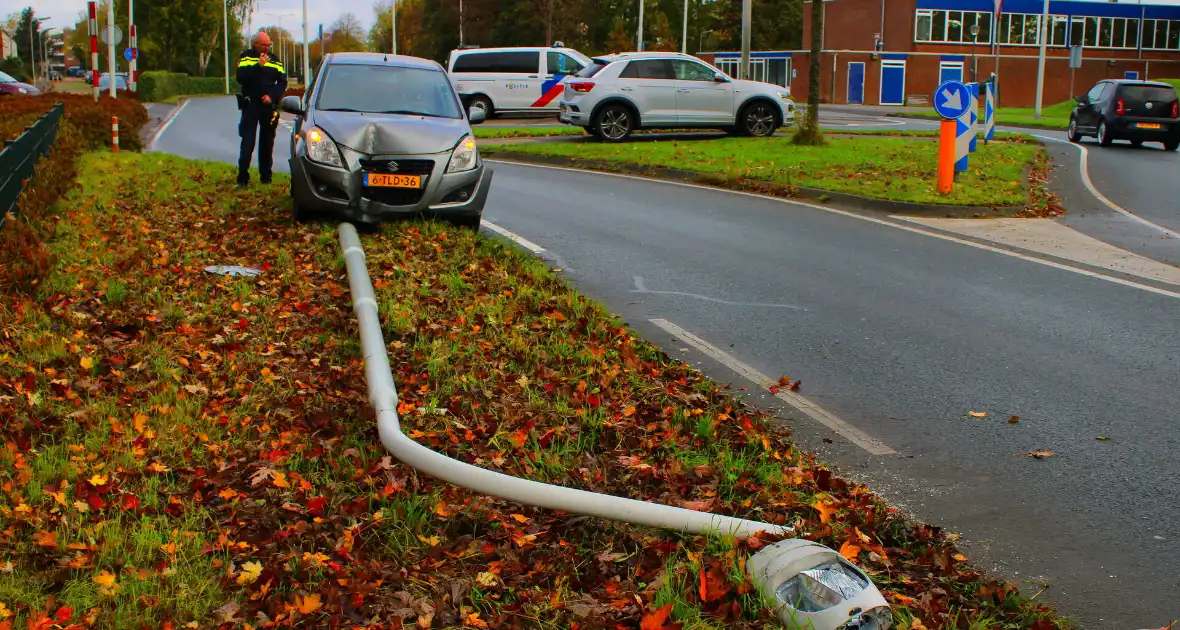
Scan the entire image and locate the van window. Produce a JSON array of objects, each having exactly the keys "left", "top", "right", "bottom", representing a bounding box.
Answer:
[
  {"left": 547, "top": 52, "right": 584, "bottom": 75},
  {"left": 453, "top": 51, "right": 539, "bottom": 74}
]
